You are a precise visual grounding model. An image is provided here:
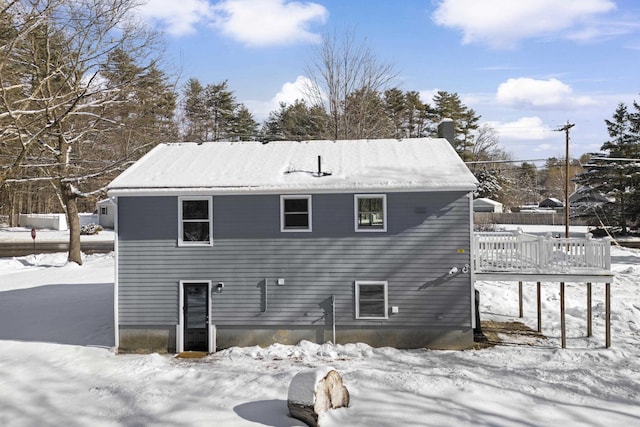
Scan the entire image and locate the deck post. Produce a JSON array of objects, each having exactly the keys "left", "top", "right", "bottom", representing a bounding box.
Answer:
[
  {"left": 518, "top": 281, "right": 523, "bottom": 318},
  {"left": 606, "top": 282, "right": 611, "bottom": 348},
  {"left": 560, "top": 282, "right": 566, "bottom": 349},
  {"left": 587, "top": 282, "right": 592, "bottom": 337},
  {"left": 537, "top": 282, "right": 542, "bottom": 333}
]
